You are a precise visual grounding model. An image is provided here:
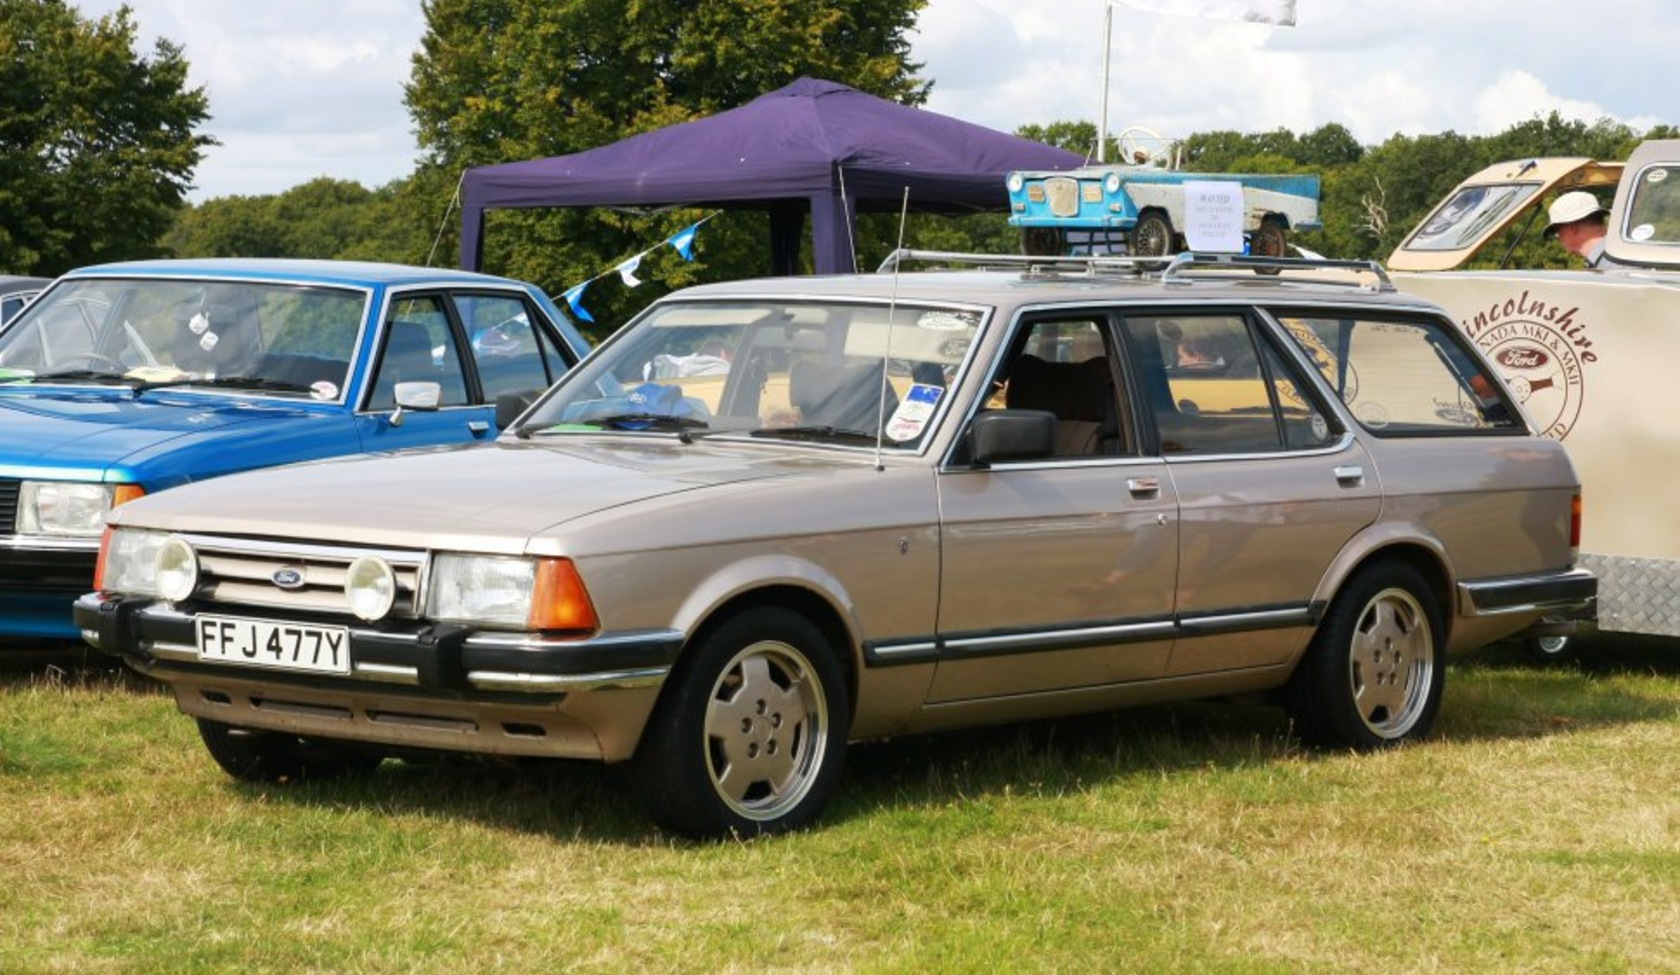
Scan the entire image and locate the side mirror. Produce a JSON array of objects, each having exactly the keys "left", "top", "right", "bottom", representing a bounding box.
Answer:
[
  {"left": 970, "top": 409, "right": 1056, "bottom": 464},
  {"left": 495, "top": 389, "right": 540, "bottom": 431},
  {"left": 389, "top": 381, "right": 442, "bottom": 427}
]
